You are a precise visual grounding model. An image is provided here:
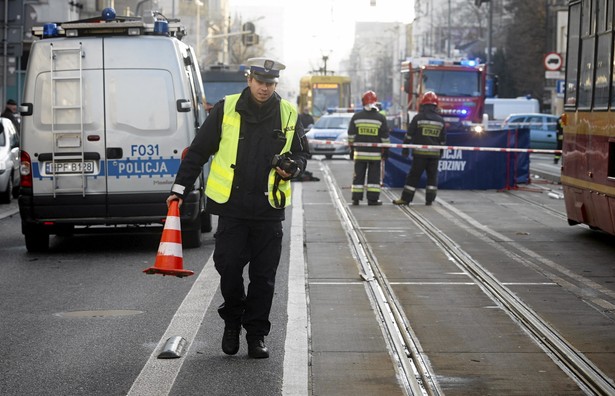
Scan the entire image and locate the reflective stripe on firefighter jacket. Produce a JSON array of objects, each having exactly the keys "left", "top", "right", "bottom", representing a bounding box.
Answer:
[
  {"left": 205, "top": 94, "right": 297, "bottom": 208},
  {"left": 348, "top": 109, "right": 390, "bottom": 161},
  {"left": 406, "top": 107, "right": 446, "bottom": 157}
]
